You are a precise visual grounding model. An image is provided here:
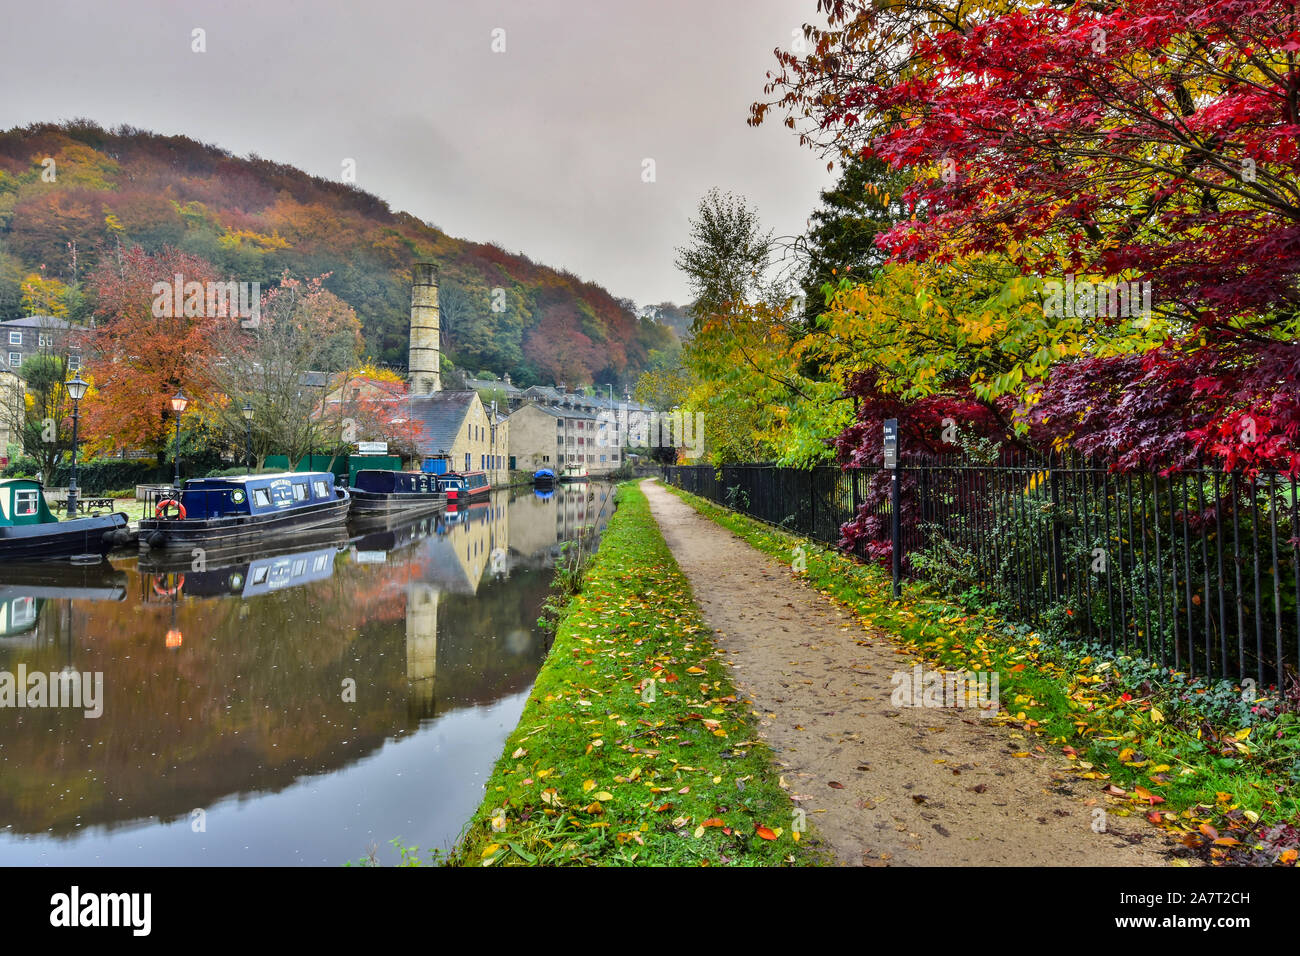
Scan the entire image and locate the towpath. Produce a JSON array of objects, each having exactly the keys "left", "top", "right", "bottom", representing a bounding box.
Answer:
[{"left": 641, "top": 479, "right": 1173, "bottom": 866}]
